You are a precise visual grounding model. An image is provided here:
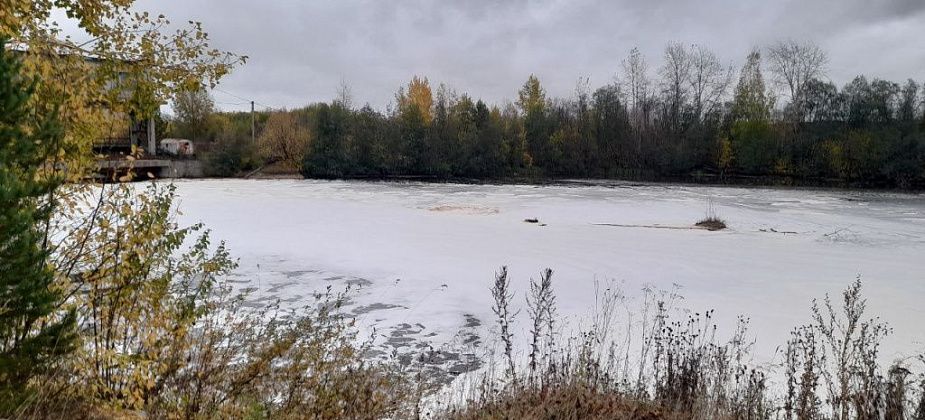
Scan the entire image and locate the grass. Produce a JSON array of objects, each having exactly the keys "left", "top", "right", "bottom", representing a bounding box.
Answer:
[
  {"left": 695, "top": 216, "right": 727, "bottom": 231},
  {"left": 439, "top": 272, "right": 925, "bottom": 420},
  {"left": 696, "top": 198, "right": 727, "bottom": 231},
  {"left": 14, "top": 259, "right": 924, "bottom": 419},
  {"left": 448, "top": 382, "right": 683, "bottom": 420}
]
